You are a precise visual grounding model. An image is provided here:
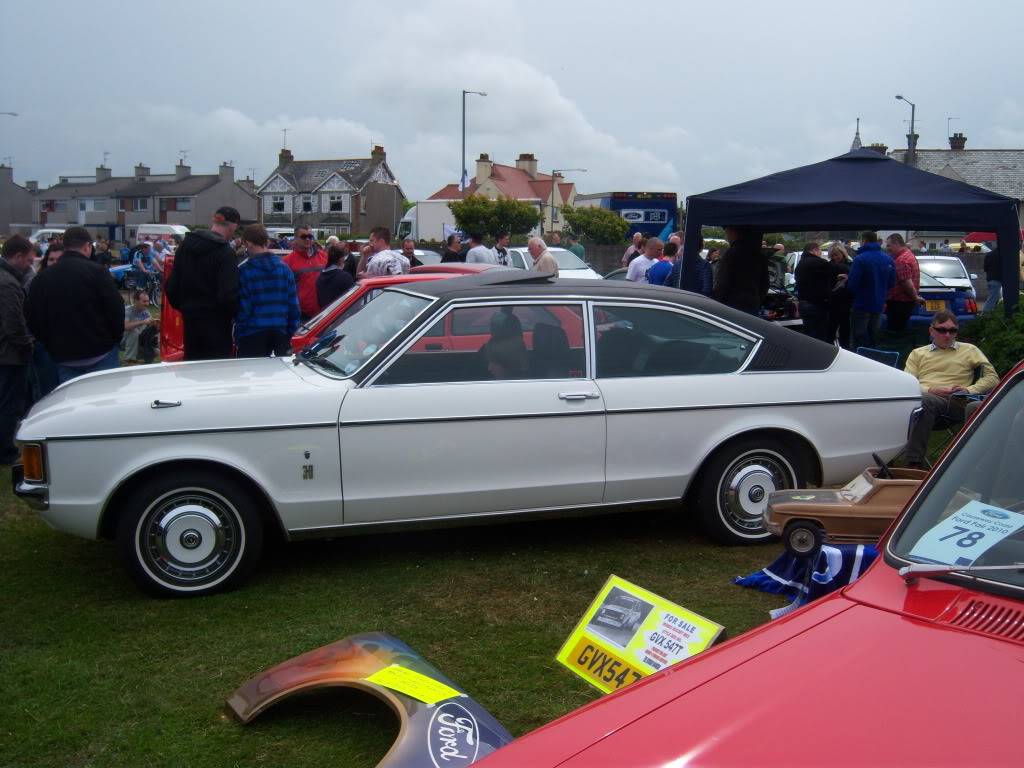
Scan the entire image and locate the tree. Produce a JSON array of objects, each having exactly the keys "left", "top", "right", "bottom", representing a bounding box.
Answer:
[
  {"left": 448, "top": 194, "right": 540, "bottom": 238},
  {"left": 559, "top": 205, "right": 629, "bottom": 245}
]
